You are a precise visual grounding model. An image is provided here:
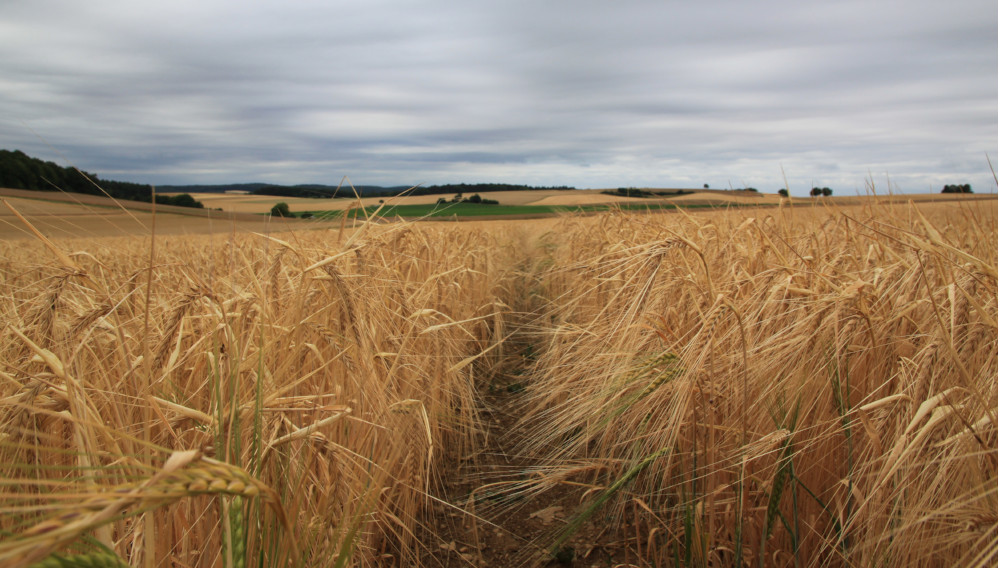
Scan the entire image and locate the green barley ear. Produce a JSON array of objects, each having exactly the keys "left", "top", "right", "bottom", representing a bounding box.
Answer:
[
  {"left": 763, "top": 437, "right": 794, "bottom": 542},
  {"left": 631, "top": 352, "right": 683, "bottom": 402},
  {"left": 760, "top": 396, "right": 800, "bottom": 568},
  {"left": 548, "top": 446, "right": 671, "bottom": 556},
  {"left": 596, "top": 351, "right": 683, "bottom": 430},
  {"left": 29, "top": 552, "right": 129, "bottom": 568},
  {"left": 229, "top": 495, "right": 247, "bottom": 568}
]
